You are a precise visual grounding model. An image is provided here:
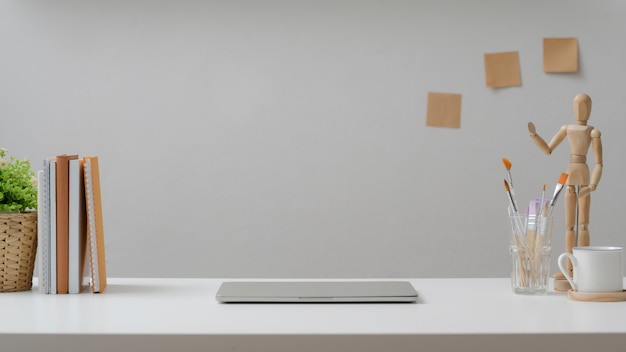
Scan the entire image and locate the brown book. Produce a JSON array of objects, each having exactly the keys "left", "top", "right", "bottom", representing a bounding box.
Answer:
[
  {"left": 84, "top": 156, "right": 107, "bottom": 293},
  {"left": 56, "top": 154, "right": 79, "bottom": 294}
]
